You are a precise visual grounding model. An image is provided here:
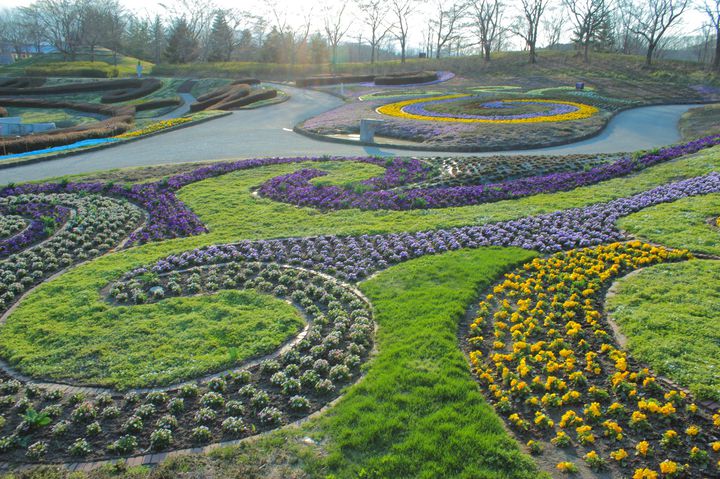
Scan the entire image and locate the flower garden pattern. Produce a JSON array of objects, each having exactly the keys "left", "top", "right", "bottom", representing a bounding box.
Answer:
[
  {"left": 376, "top": 95, "right": 599, "bottom": 123},
  {"left": 0, "top": 137, "right": 720, "bottom": 473},
  {"left": 465, "top": 242, "right": 720, "bottom": 477}
]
